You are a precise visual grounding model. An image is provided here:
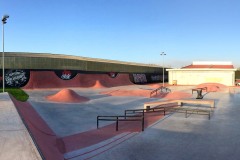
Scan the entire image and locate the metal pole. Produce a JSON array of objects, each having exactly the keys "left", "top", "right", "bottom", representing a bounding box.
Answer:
[
  {"left": 160, "top": 52, "right": 166, "bottom": 87},
  {"left": 2, "top": 22, "right": 4, "bottom": 92},
  {"left": 163, "top": 54, "right": 164, "bottom": 87},
  {"left": 116, "top": 117, "right": 118, "bottom": 131},
  {"left": 2, "top": 15, "right": 9, "bottom": 93}
]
